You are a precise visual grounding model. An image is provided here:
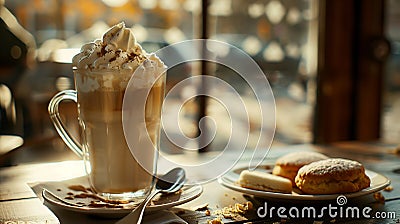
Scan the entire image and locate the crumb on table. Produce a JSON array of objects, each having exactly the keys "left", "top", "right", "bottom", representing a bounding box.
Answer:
[
  {"left": 373, "top": 192, "right": 385, "bottom": 203},
  {"left": 212, "top": 201, "right": 253, "bottom": 220},
  {"left": 193, "top": 203, "right": 209, "bottom": 211},
  {"left": 384, "top": 186, "right": 393, "bottom": 192},
  {"left": 207, "top": 217, "right": 223, "bottom": 224}
]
